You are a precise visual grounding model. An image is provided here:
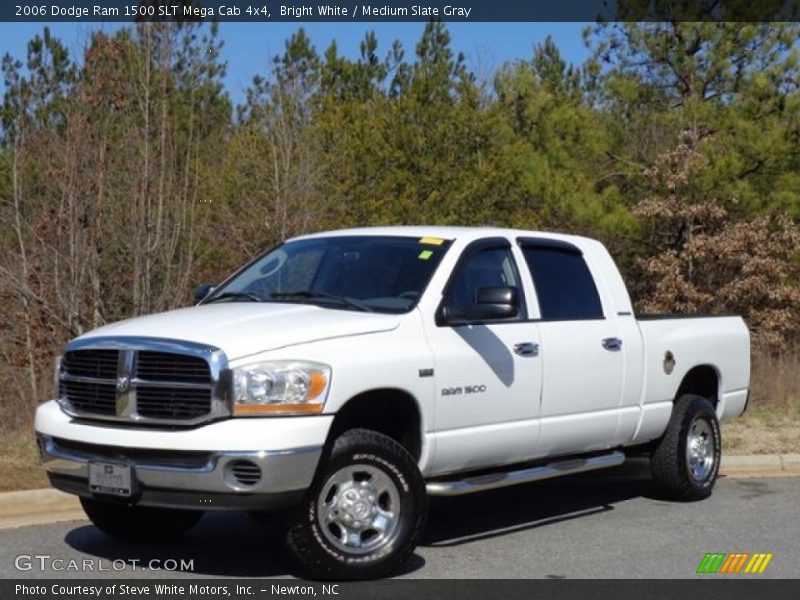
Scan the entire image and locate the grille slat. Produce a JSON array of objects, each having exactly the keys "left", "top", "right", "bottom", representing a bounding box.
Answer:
[
  {"left": 60, "top": 380, "right": 116, "bottom": 415},
  {"left": 136, "top": 351, "right": 211, "bottom": 384},
  {"left": 230, "top": 460, "right": 262, "bottom": 486},
  {"left": 136, "top": 386, "right": 211, "bottom": 420},
  {"left": 62, "top": 350, "right": 119, "bottom": 379},
  {"left": 59, "top": 348, "right": 214, "bottom": 423}
]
